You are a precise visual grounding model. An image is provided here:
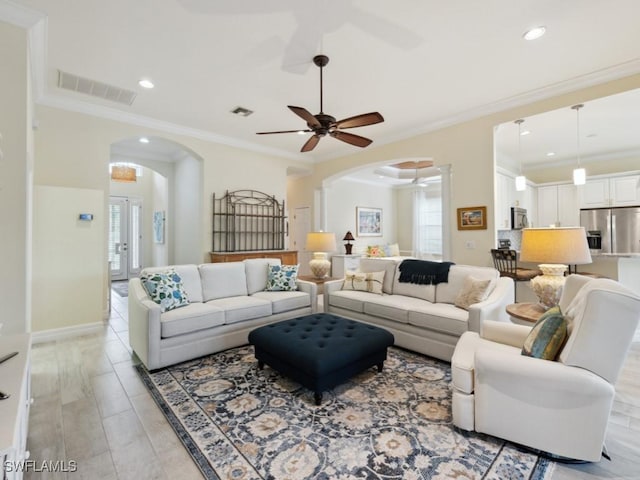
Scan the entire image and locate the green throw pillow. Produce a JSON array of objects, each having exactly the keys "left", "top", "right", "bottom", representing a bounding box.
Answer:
[
  {"left": 521, "top": 306, "right": 567, "bottom": 360},
  {"left": 265, "top": 264, "right": 299, "bottom": 291},
  {"left": 140, "top": 269, "right": 190, "bottom": 313}
]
